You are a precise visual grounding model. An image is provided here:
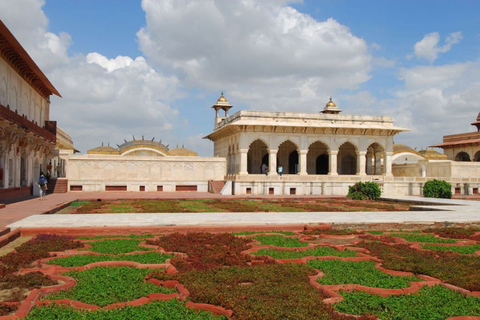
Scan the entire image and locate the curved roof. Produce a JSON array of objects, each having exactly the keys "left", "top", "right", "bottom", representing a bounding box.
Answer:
[
  {"left": 118, "top": 139, "right": 168, "bottom": 153},
  {"left": 169, "top": 147, "right": 198, "bottom": 157},
  {"left": 418, "top": 149, "right": 448, "bottom": 160},
  {"left": 393, "top": 143, "right": 416, "bottom": 153},
  {"left": 88, "top": 146, "right": 119, "bottom": 155}
]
